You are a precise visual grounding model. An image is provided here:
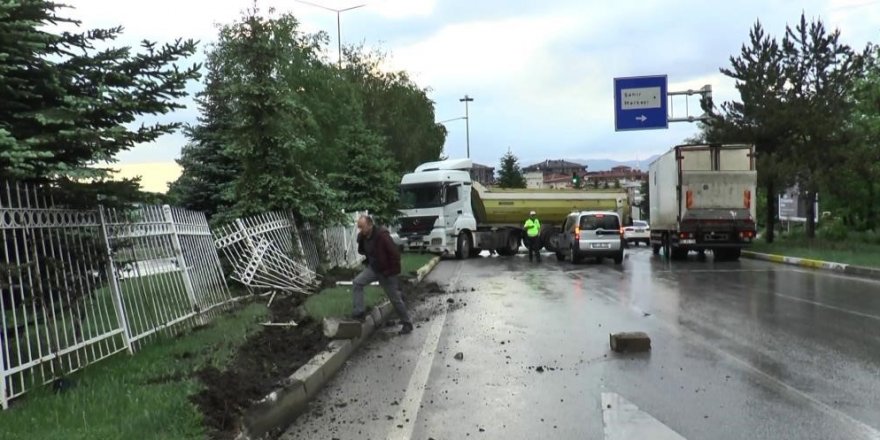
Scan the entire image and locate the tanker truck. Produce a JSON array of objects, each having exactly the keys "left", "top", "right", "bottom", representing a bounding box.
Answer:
[{"left": 396, "top": 158, "right": 629, "bottom": 258}]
